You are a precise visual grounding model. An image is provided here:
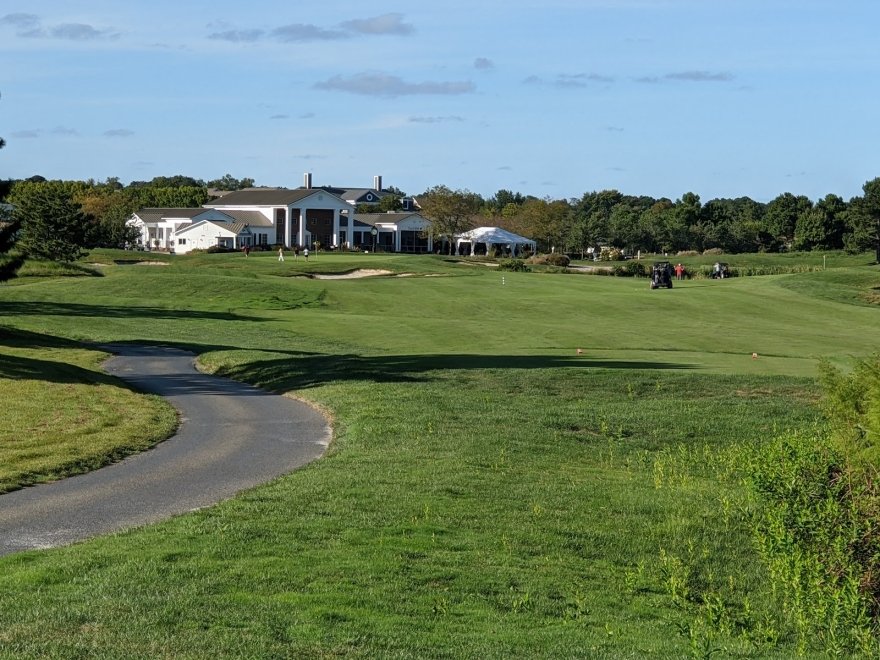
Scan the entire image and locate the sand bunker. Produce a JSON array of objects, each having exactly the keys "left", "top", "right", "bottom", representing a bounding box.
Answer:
[{"left": 311, "top": 269, "right": 393, "bottom": 280}]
